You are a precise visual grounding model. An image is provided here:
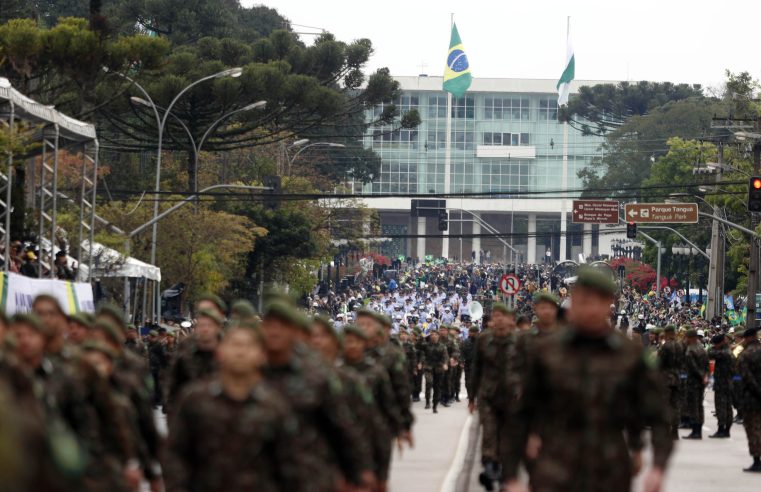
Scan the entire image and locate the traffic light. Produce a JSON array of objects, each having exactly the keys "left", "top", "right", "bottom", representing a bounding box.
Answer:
[
  {"left": 262, "top": 175, "right": 281, "bottom": 209},
  {"left": 438, "top": 210, "right": 448, "bottom": 231},
  {"left": 626, "top": 221, "right": 637, "bottom": 239},
  {"left": 748, "top": 176, "right": 761, "bottom": 212}
]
